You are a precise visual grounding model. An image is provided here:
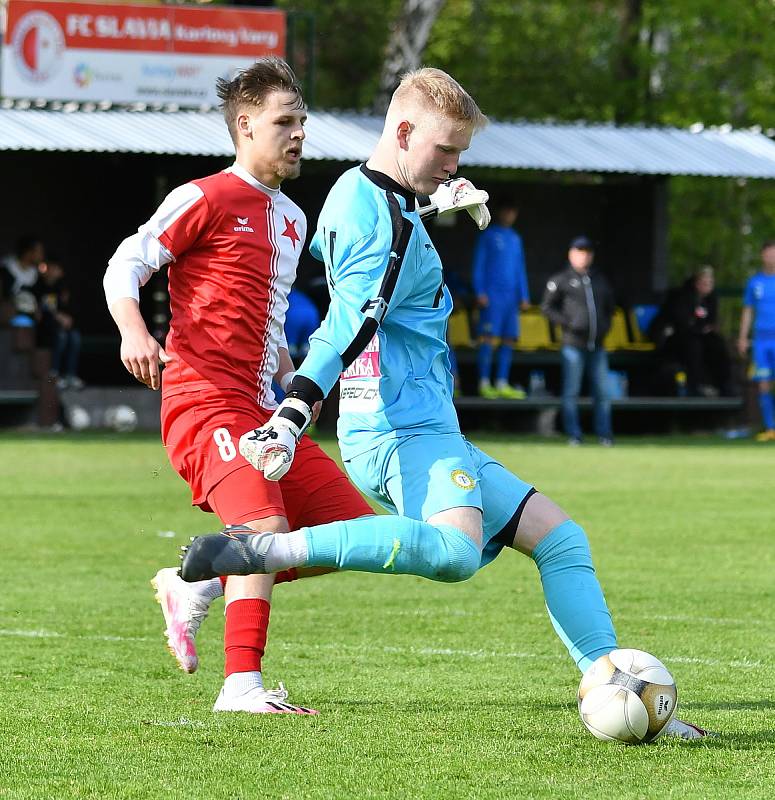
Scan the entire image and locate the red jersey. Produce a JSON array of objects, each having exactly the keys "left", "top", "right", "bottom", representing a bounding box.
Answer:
[{"left": 105, "top": 164, "right": 306, "bottom": 408}]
